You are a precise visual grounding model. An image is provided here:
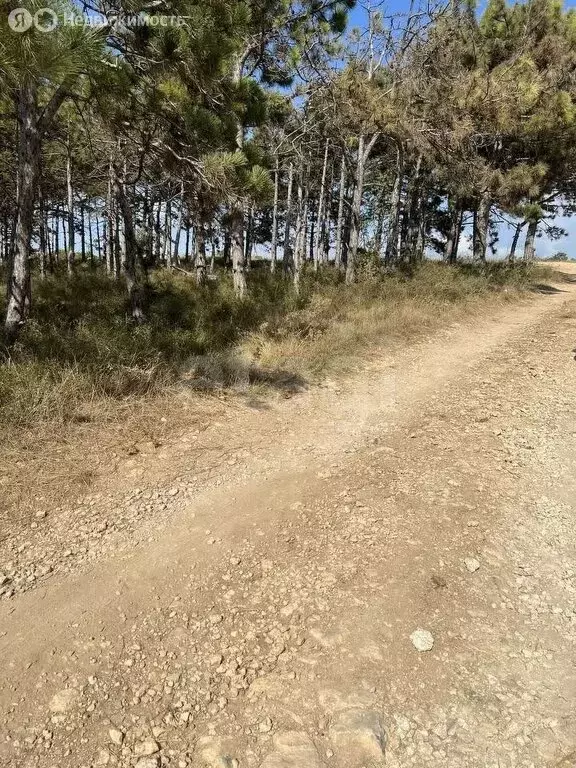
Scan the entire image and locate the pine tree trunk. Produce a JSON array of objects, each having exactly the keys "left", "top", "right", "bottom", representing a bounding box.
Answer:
[
  {"left": 270, "top": 156, "right": 279, "bottom": 273},
  {"left": 402, "top": 156, "right": 423, "bottom": 263},
  {"left": 80, "top": 201, "right": 86, "bottom": 262},
  {"left": 374, "top": 192, "right": 385, "bottom": 256},
  {"left": 223, "top": 229, "right": 231, "bottom": 269},
  {"left": 114, "top": 208, "right": 121, "bottom": 278},
  {"left": 39, "top": 188, "right": 47, "bottom": 279},
  {"left": 231, "top": 206, "right": 247, "bottom": 297},
  {"left": 106, "top": 157, "right": 115, "bottom": 276},
  {"left": 4, "top": 83, "right": 40, "bottom": 345},
  {"left": 384, "top": 148, "right": 403, "bottom": 266},
  {"left": 195, "top": 216, "right": 207, "bottom": 285},
  {"left": 230, "top": 53, "right": 249, "bottom": 296},
  {"left": 444, "top": 199, "right": 463, "bottom": 264},
  {"left": 210, "top": 236, "right": 216, "bottom": 275},
  {"left": 313, "top": 139, "right": 330, "bottom": 270},
  {"left": 95, "top": 212, "right": 102, "bottom": 265},
  {"left": 112, "top": 164, "right": 145, "bottom": 323},
  {"left": 322, "top": 160, "right": 334, "bottom": 265},
  {"left": 523, "top": 220, "right": 538, "bottom": 262},
  {"left": 163, "top": 199, "right": 172, "bottom": 266},
  {"left": 88, "top": 207, "right": 94, "bottom": 265},
  {"left": 173, "top": 181, "right": 184, "bottom": 266},
  {"left": 508, "top": 221, "right": 524, "bottom": 263},
  {"left": 154, "top": 200, "right": 162, "bottom": 266},
  {"left": 245, "top": 205, "right": 254, "bottom": 269},
  {"left": 473, "top": 190, "right": 491, "bottom": 263},
  {"left": 293, "top": 172, "right": 305, "bottom": 294},
  {"left": 54, "top": 202, "right": 60, "bottom": 262},
  {"left": 335, "top": 155, "right": 346, "bottom": 270},
  {"left": 66, "top": 144, "right": 75, "bottom": 274},
  {"left": 282, "top": 162, "right": 294, "bottom": 273},
  {"left": 184, "top": 221, "right": 191, "bottom": 263},
  {"left": 346, "top": 134, "right": 371, "bottom": 285},
  {"left": 46, "top": 204, "right": 53, "bottom": 273},
  {"left": 415, "top": 195, "right": 426, "bottom": 262}
]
